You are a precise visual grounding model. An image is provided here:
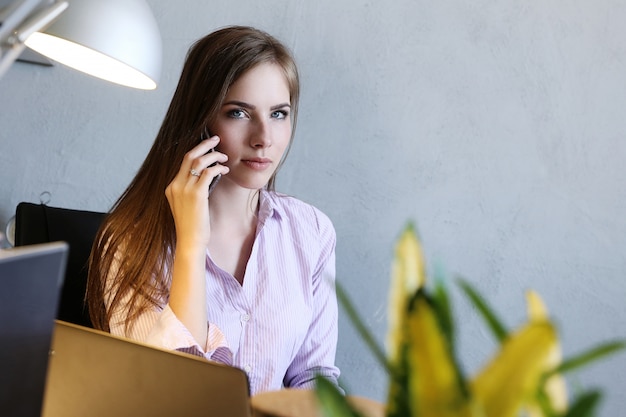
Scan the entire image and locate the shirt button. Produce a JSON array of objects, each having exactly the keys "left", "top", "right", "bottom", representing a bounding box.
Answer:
[
  {"left": 244, "top": 365, "right": 252, "bottom": 373},
  {"left": 241, "top": 313, "right": 250, "bottom": 323}
]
